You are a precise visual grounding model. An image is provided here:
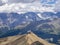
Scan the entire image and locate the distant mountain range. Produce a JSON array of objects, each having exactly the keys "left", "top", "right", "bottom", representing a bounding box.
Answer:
[
  {"left": 0, "top": 12, "right": 60, "bottom": 28},
  {"left": 0, "top": 12, "right": 60, "bottom": 35}
]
